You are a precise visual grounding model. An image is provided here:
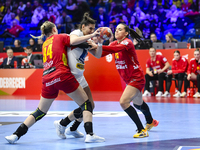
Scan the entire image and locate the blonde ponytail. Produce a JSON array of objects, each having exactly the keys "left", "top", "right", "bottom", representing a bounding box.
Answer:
[
  {"left": 30, "top": 21, "right": 56, "bottom": 39},
  {"left": 30, "top": 34, "right": 44, "bottom": 39}
]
